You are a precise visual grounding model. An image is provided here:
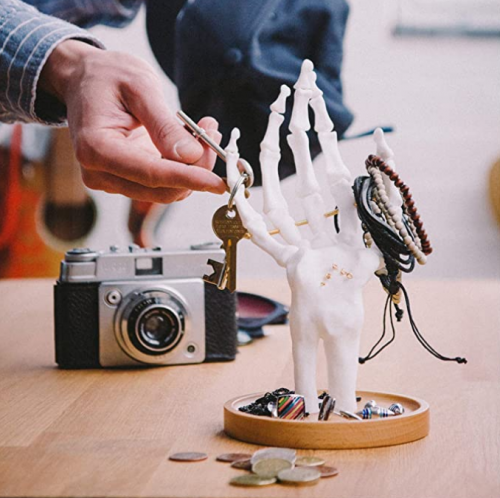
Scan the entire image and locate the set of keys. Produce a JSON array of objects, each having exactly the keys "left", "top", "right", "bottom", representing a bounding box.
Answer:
[
  {"left": 177, "top": 110, "right": 252, "bottom": 294},
  {"left": 204, "top": 204, "right": 247, "bottom": 293}
]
